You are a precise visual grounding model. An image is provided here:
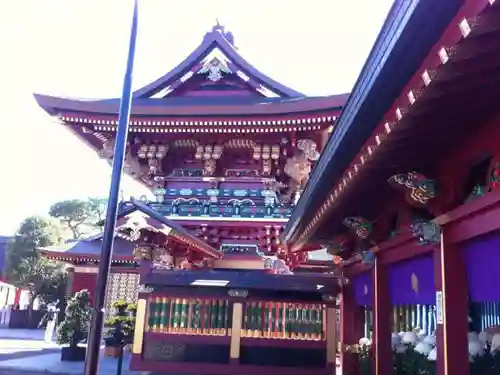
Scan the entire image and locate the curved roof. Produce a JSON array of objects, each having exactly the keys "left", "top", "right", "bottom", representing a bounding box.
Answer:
[
  {"left": 283, "top": 0, "right": 474, "bottom": 248},
  {"left": 34, "top": 94, "right": 348, "bottom": 117},
  {"left": 133, "top": 24, "right": 304, "bottom": 99},
  {"left": 40, "top": 199, "right": 223, "bottom": 262},
  {"left": 34, "top": 24, "right": 349, "bottom": 118}
]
